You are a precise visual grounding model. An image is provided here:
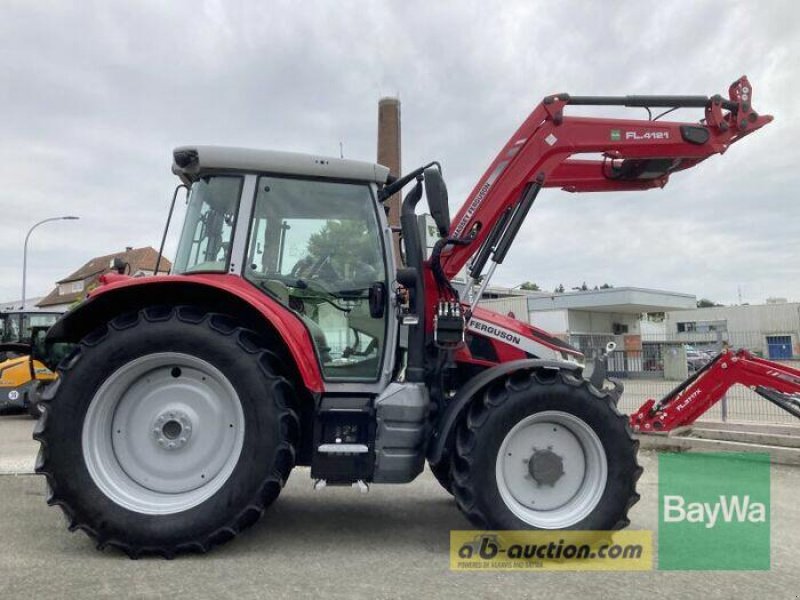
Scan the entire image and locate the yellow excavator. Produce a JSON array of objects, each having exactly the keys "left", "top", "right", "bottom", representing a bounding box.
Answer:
[{"left": 0, "top": 311, "right": 61, "bottom": 417}]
